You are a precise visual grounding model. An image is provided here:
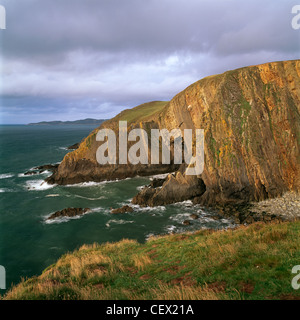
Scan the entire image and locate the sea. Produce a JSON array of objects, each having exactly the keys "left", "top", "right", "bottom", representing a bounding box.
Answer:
[{"left": 0, "top": 125, "right": 235, "bottom": 293}]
